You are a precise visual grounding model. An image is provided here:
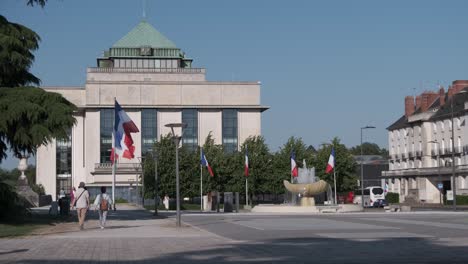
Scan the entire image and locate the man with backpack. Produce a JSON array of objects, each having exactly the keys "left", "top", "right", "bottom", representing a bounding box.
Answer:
[{"left": 93, "top": 186, "right": 112, "bottom": 229}]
